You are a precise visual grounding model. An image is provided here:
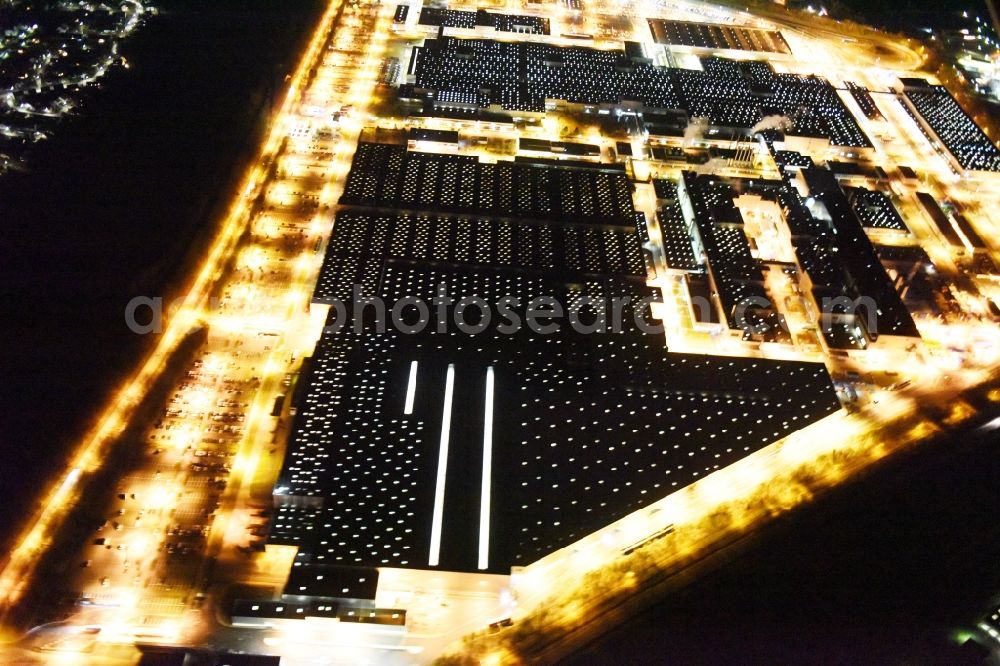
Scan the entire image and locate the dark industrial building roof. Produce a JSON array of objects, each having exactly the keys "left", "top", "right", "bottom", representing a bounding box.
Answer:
[
  {"left": 647, "top": 18, "right": 791, "bottom": 54},
  {"left": 271, "top": 143, "right": 842, "bottom": 576},
  {"left": 409, "top": 41, "right": 869, "bottom": 147}
]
